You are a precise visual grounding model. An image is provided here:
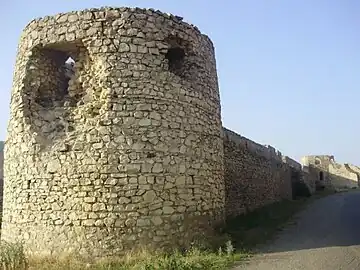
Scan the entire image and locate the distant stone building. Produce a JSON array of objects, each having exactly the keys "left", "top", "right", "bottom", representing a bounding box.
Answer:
[{"left": 301, "top": 155, "right": 360, "bottom": 190}]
